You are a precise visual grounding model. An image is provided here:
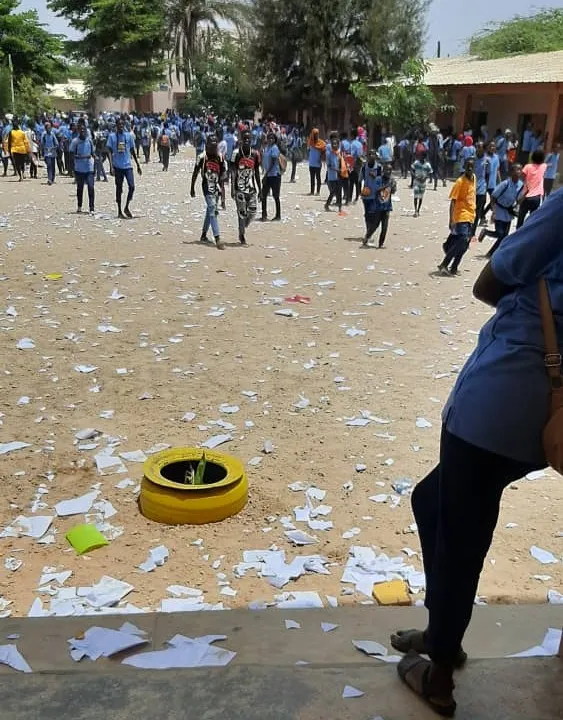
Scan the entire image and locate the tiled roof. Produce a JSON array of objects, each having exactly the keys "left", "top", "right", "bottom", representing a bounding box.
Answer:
[{"left": 425, "top": 50, "right": 563, "bottom": 86}]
